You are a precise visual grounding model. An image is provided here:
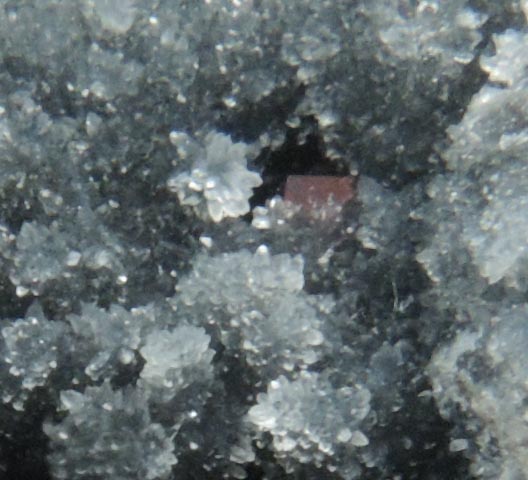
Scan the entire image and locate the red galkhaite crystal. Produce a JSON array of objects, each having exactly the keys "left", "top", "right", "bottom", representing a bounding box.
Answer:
[{"left": 284, "top": 175, "right": 356, "bottom": 215}]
